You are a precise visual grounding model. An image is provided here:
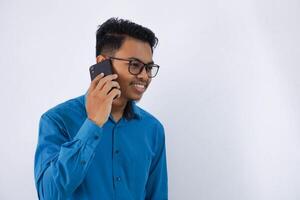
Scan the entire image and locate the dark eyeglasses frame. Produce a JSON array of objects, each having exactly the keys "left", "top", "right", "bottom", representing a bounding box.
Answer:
[{"left": 107, "top": 56, "right": 160, "bottom": 78}]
